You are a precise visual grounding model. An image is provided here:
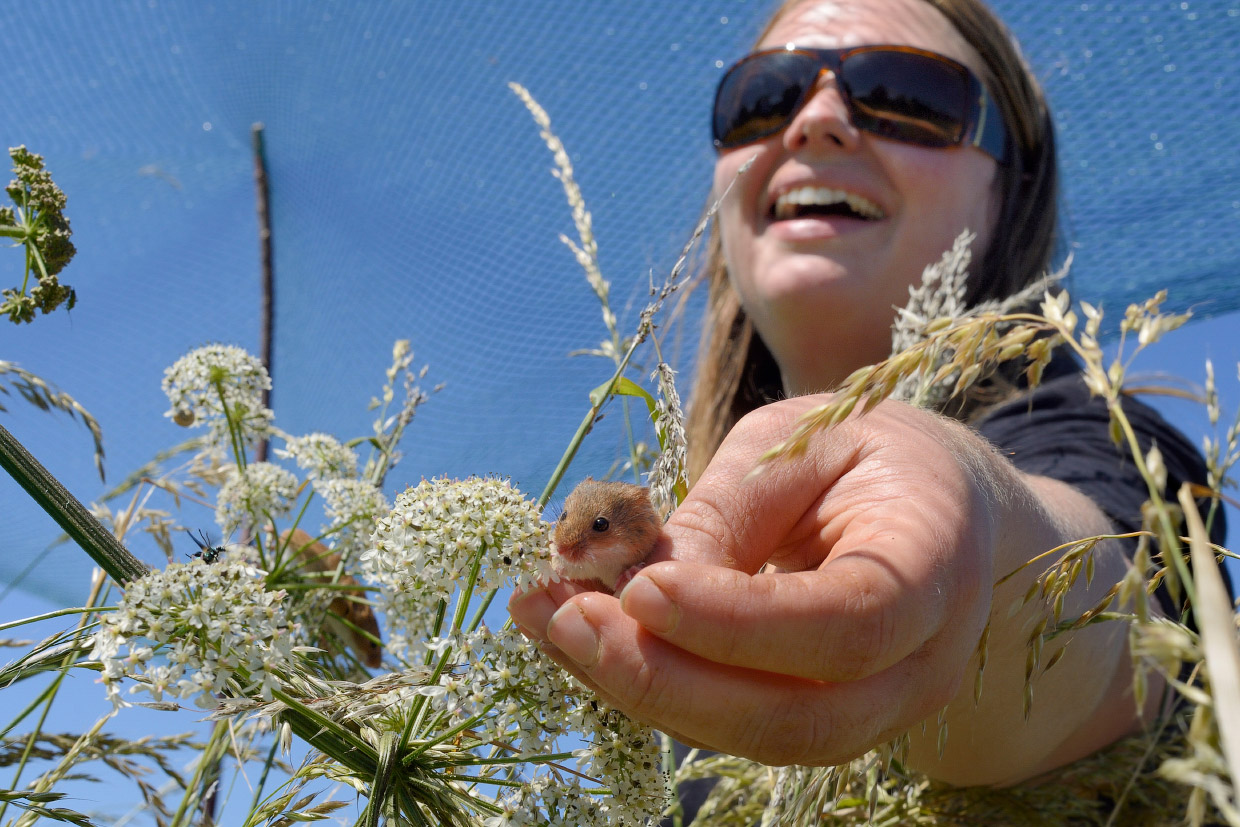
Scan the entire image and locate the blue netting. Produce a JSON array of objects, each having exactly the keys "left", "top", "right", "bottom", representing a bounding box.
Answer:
[{"left": 2, "top": 0, "right": 1239, "bottom": 601}]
